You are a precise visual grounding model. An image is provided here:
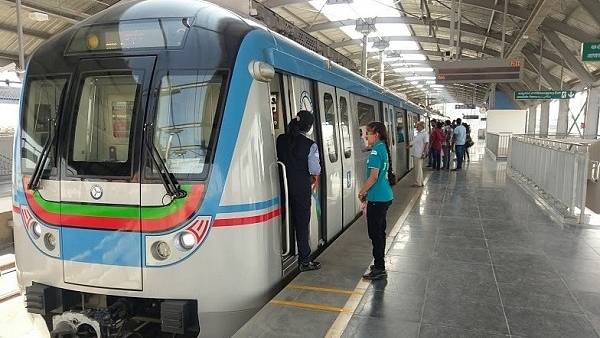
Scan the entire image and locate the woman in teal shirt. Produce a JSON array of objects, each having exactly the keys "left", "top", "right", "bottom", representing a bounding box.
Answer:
[{"left": 358, "top": 122, "right": 394, "bottom": 280}]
